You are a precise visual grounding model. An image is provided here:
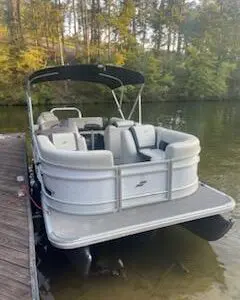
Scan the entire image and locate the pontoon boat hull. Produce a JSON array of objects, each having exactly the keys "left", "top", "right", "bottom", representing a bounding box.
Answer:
[
  {"left": 182, "top": 214, "right": 233, "bottom": 241},
  {"left": 42, "top": 182, "right": 235, "bottom": 249}
]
